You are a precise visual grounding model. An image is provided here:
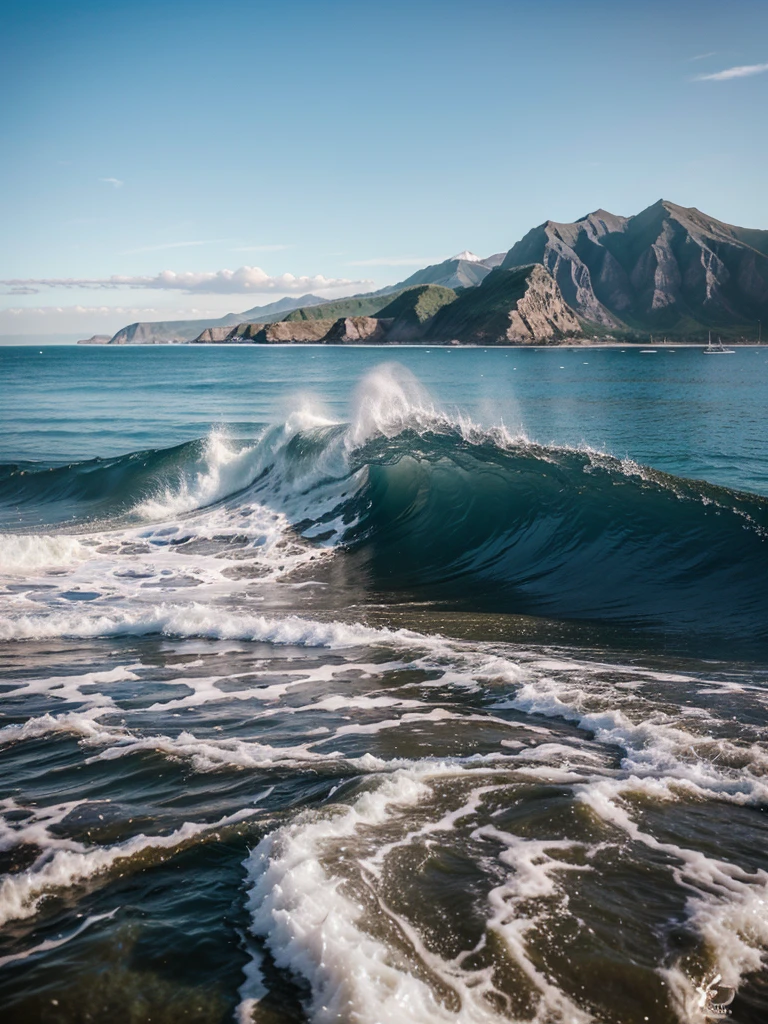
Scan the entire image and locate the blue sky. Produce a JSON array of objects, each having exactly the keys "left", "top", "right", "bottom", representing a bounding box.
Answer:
[{"left": 2, "top": 0, "right": 768, "bottom": 337}]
